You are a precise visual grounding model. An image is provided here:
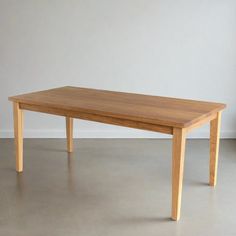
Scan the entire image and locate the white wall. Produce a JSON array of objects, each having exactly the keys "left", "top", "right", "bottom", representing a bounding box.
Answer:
[{"left": 0, "top": 0, "right": 236, "bottom": 138}]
